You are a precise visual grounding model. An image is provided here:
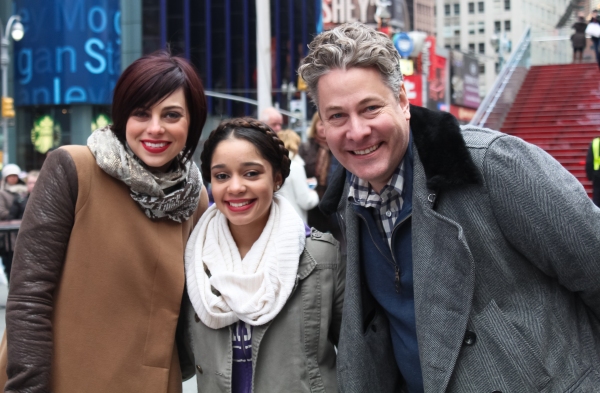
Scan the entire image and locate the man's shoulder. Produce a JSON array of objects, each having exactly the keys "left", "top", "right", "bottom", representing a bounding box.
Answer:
[{"left": 458, "top": 125, "right": 506, "bottom": 150}]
